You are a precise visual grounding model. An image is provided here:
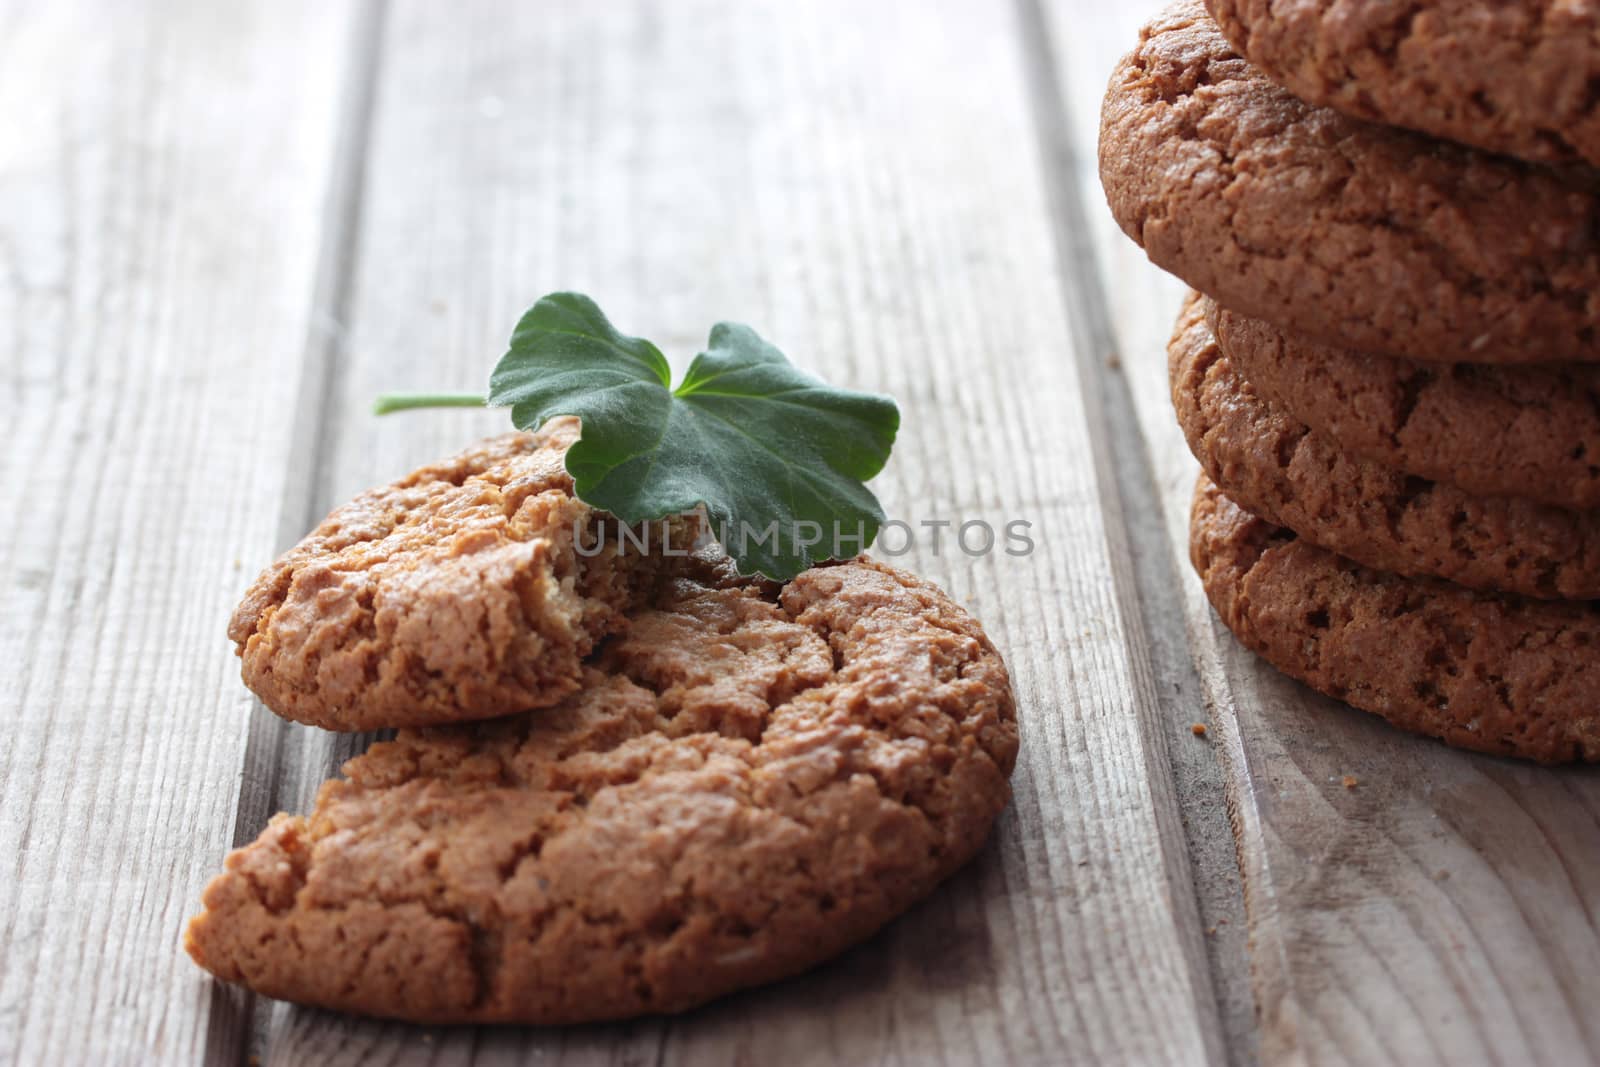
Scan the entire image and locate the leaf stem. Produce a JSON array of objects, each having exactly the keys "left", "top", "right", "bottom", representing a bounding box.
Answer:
[{"left": 372, "top": 392, "right": 487, "bottom": 415}]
